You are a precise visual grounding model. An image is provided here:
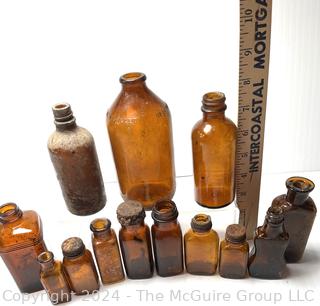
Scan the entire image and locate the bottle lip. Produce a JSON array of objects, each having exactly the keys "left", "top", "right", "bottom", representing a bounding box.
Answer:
[
  {"left": 286, "top": 176, "right": 315, "bottom": 193},
  {"left": 191, "top": 214, "right": 212, "bottom": 232},
  {"left": 0, "top": 203, "right": 22, "bottom": 223},
  {"left": 62, "top": 237, "right": 85, "bottom": 258},
  {"left": 151, "top": 200, "right": 179, "bottom": 223},
  {"left": 201, "top": 91, "right": 227, "bottom": 113},
  {"left": 38, "top": 251, "right": 54, "bottom": 264},
  {"left": 266, "top": 206, "right": 284, "bottom": 224},
  {"left": 117, "top": 201, "right": 146, "bottom": 226},
  {"left": 90, "top": 218, "right": 111, "bottom": 233},
  {"left": 120, "top": 72, "right": 146, "bottom": 84},
  {"left": 225, "top": 224, "right": 246, "bottom": 243}
]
